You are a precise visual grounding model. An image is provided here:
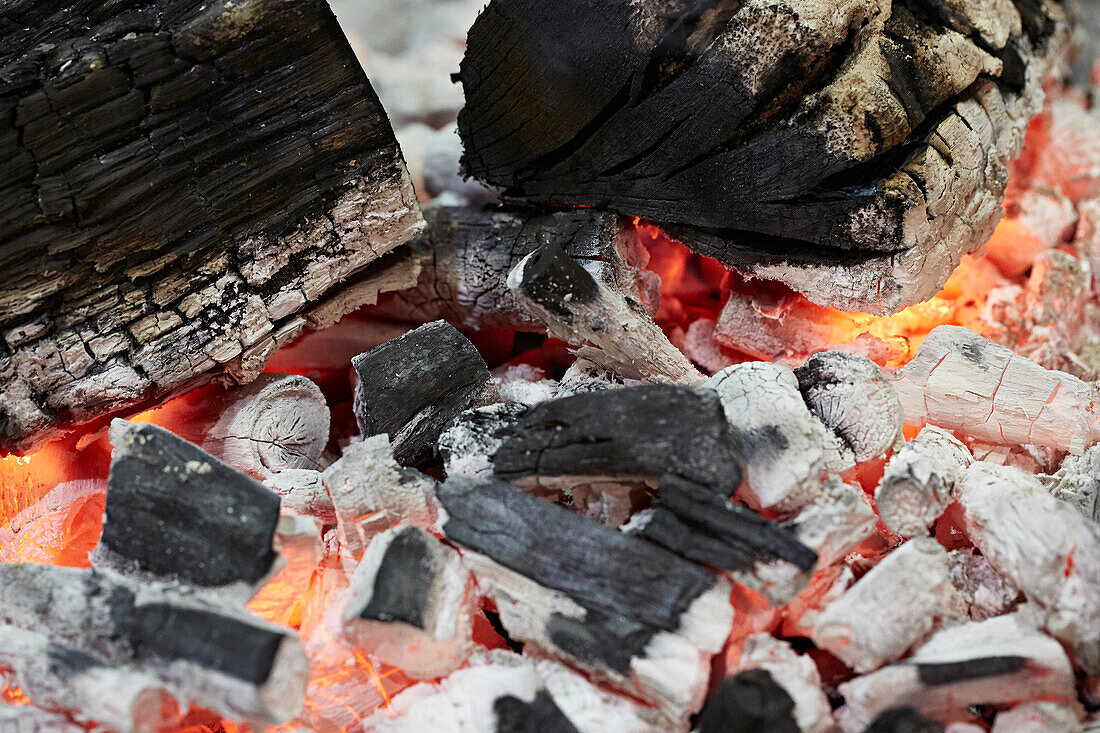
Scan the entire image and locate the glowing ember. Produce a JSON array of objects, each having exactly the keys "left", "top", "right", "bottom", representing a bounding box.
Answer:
[{"left": 1, "top": 684, "right": 30, "bottom": 706}]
